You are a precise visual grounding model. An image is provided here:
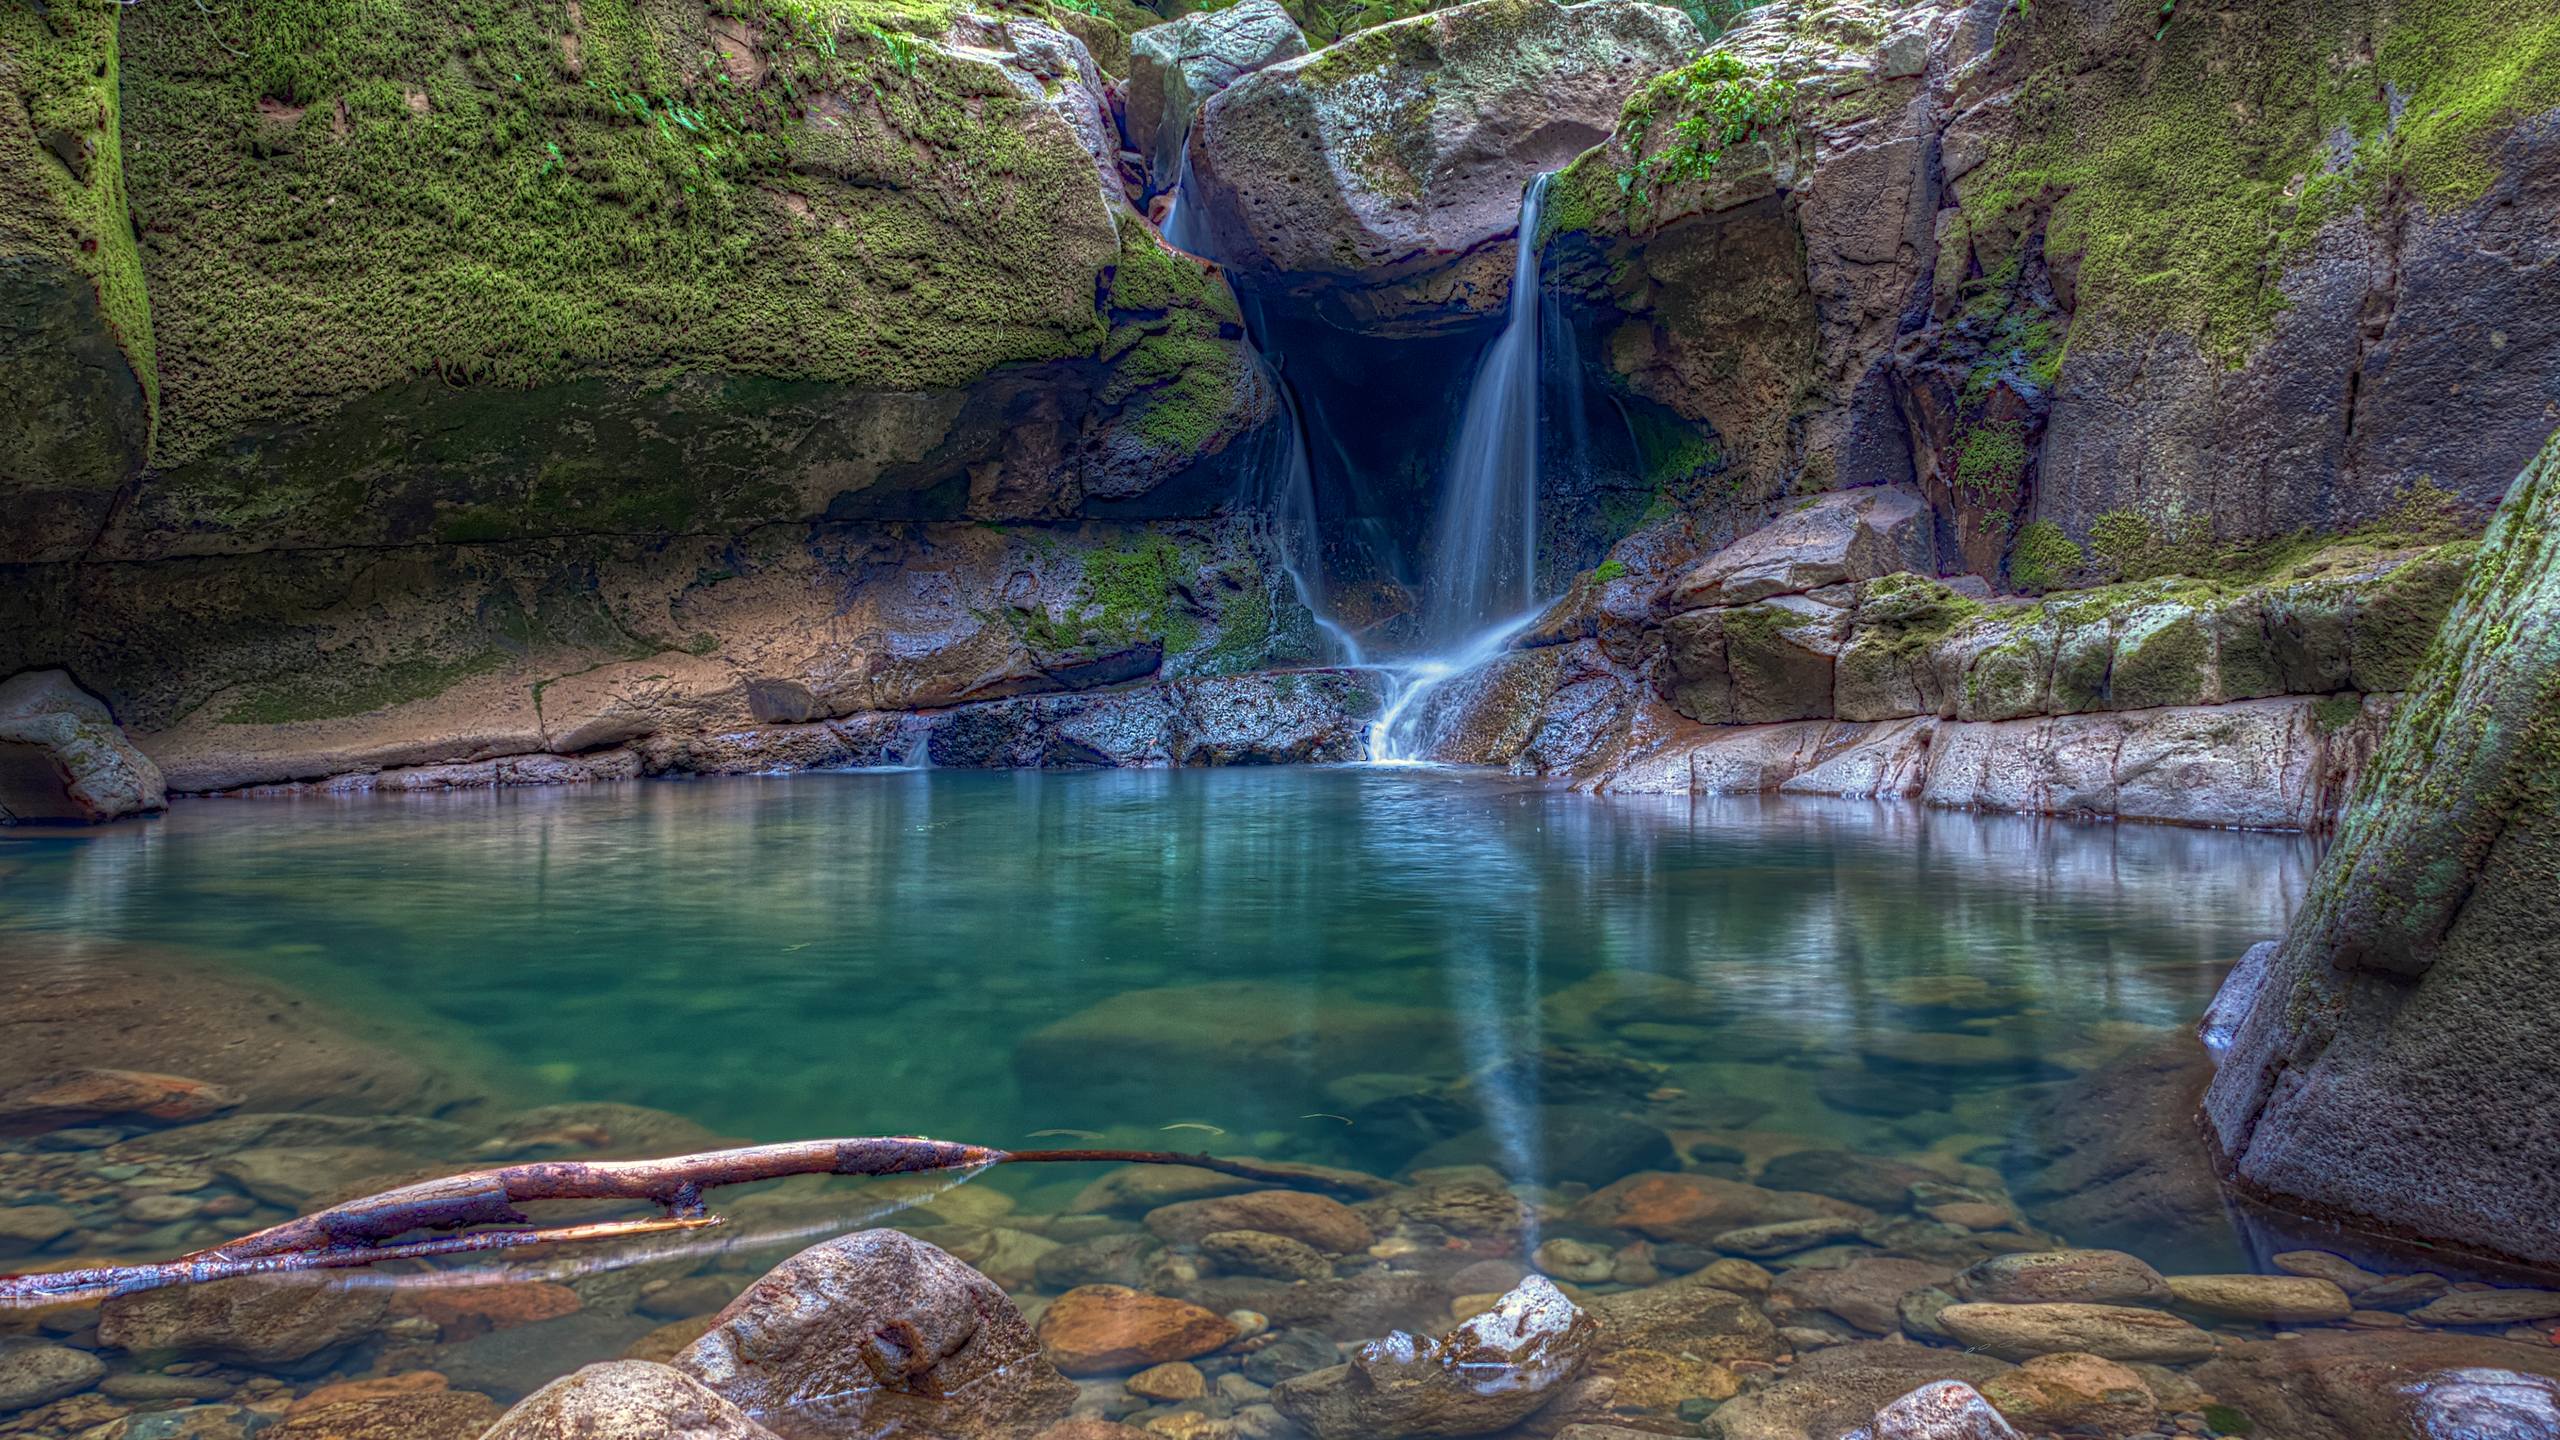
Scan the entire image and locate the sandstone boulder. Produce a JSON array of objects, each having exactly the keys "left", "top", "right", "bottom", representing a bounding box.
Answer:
[
  {"left": 1187, "top": 0, "right": 1696, "bottom": 293},
  {"left": 0, "top": 669, "right": 165, "bottom": 822},
  {"left": 1662, "top": 488, "right": 1935, "bottom": 612},
  {"left": 674, "top": 1230, "right": 1074, "bottom": 1439},
  {"left": 1127, "top": 0, "right": 1307, "bottom": 187}
]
